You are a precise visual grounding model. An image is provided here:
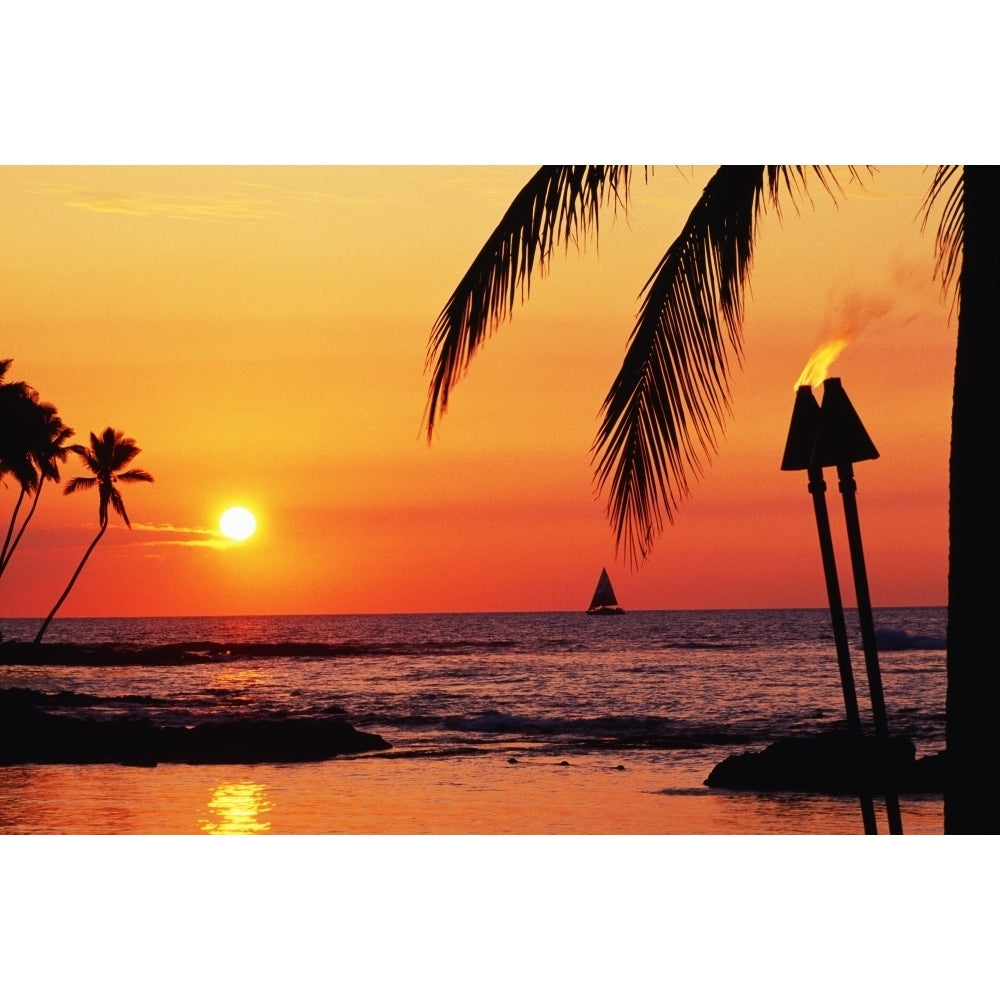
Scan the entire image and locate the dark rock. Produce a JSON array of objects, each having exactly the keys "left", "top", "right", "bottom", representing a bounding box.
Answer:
[
  {"left": 0, "top": 687, "right": 390, "bottom": 766},
  {"left": 705, "top": 731, "right": 944, "bottom": 794},
  {"left": 909, "top": 750, "right": 947, "bottom": 792},
  {"left": 163, "top": 717, "right": 390, "bottom": 765},
  {"left": 0, "top": 642, "right": 205, "bottom": 667}
]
